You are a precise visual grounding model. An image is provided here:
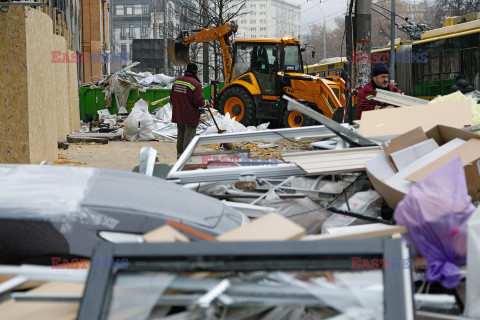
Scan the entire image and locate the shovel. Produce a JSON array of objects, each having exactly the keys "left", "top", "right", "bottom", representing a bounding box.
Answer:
[{"left": 205, "top": 106, "right": 233, "bottom": 150}]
